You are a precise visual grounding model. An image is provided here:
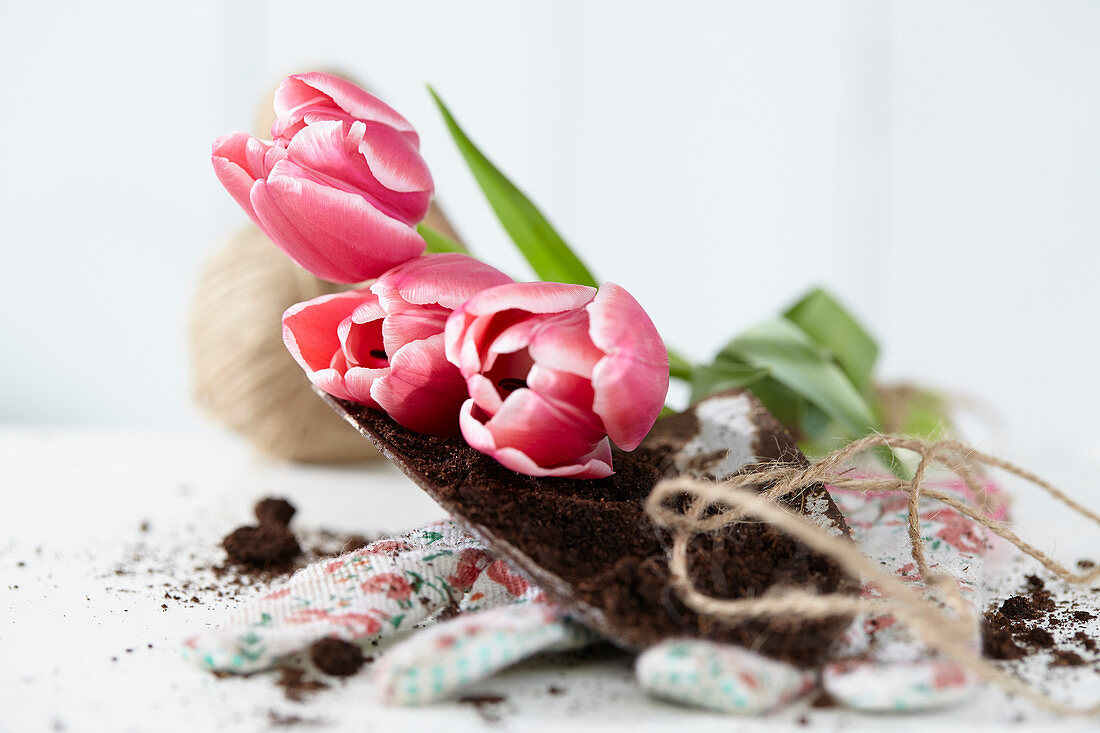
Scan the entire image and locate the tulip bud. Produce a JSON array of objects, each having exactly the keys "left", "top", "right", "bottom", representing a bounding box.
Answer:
[{"left": 213, "top": 72, "right": 432, "bottom": 283}]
